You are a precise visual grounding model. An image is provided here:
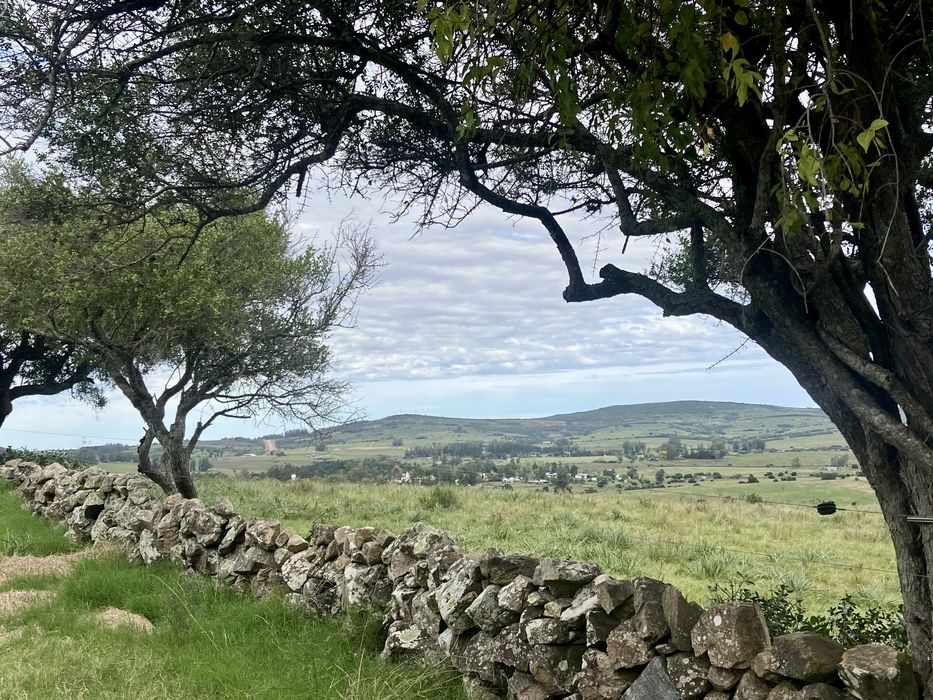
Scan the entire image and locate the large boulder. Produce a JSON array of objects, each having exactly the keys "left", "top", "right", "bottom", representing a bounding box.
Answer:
[
  {"left": 837, "top": 644, "right": 918, "bottom": 699},
  {"left": 765, "top": 632, "right": 844, "bottom": 683},
  {"left": 691, "top": 602, "right": 771, "bottom": 669}
]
